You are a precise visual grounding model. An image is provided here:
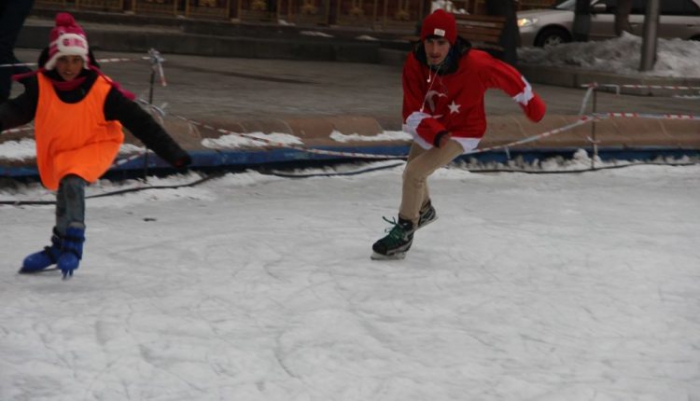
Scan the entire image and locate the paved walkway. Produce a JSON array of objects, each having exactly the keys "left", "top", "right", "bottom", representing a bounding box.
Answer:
[
  {"left": 11, "top": 48, "right": 698, "bottom": 122},
  {"left": 2, "top": 16, "right": 698, "bottom": 174}
]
